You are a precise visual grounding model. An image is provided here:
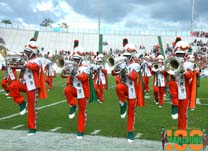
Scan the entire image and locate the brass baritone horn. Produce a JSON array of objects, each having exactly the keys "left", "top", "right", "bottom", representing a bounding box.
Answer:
[
  {"left": 55, "top": 55, "right": 65, "bottom": 68},
  {"left": 112, "top": 56, "right": 127, "bottom": 74},
  {"left": 7, "top": 53, "right": 28, "bottom": 68},
  {"left": 0, "top": 45, "right": 7, "bottom": 66},
  {"left": 164, "top": 57, "right": 182, "bottom": 75},
  {"left": 107, "top": 57, "right": 115, "bottom": 67},
  {"left": 0, "top": 45, "right": 7, "bottom": 58},
  {"left": 193, "top": 62, "right": 200, "bottom": 71},
  {"left": 103, "top": 54, "right": 115, "bottom": 67},
  {"left": 55, "top": 55, "right": 77, "bottom": 76},
  {"left": 152, "top": 62, "right": 159, "bottom": 72}
]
